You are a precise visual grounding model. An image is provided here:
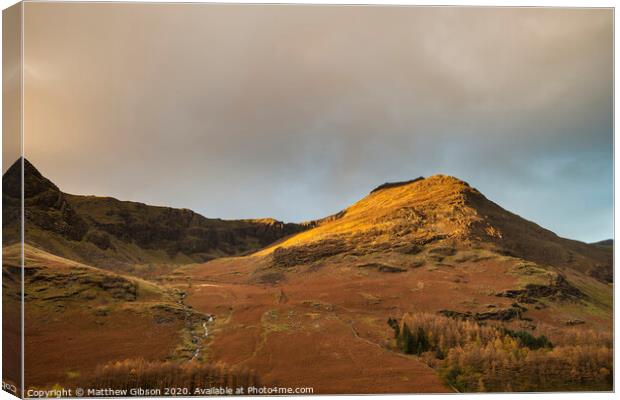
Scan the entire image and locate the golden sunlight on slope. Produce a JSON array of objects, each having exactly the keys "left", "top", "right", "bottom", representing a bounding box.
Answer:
[
  {"left": 259, "top": 175, "right": 488, "bottom": 253},
  {"left": 257, "top": 175, "right": 611, "bottom": 281}
]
